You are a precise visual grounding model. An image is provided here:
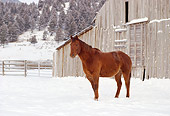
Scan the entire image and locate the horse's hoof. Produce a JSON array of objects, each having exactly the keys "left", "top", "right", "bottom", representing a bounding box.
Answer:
[
  {"left": 115, "top": 96, "right": 119, "bottom": 98},
  {"left": 94, "top": 98, "right": 98, "bottom": 101}
]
